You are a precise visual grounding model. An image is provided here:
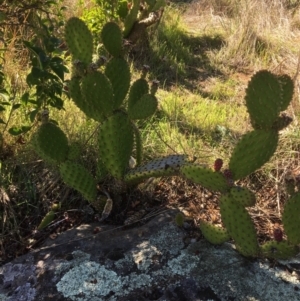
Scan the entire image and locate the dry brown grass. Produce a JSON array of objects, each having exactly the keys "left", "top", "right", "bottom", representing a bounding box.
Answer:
[{"left": 186, "top": 0, "right": 300, "bottom": 73}]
